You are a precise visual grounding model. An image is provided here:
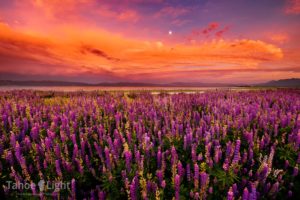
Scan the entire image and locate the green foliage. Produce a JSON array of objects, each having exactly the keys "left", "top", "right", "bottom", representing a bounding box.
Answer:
[
  {"left": 210, "top": 167, "right": 240, "bottom": 189},
  {"left": 276, "top": 144, "right": 297, "bottom": 166}
]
